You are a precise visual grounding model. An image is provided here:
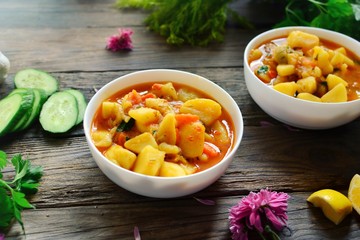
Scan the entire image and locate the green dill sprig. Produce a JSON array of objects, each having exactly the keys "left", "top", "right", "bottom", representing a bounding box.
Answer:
[
  {"left": 275, "top": 0, "right": 360, "bottom": 40},
  {"left": 115, "top": 0, "right": 252, "bottom": 46},
  {"left": 0, "top": 150, "right": 43, "bottom": 233}
]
